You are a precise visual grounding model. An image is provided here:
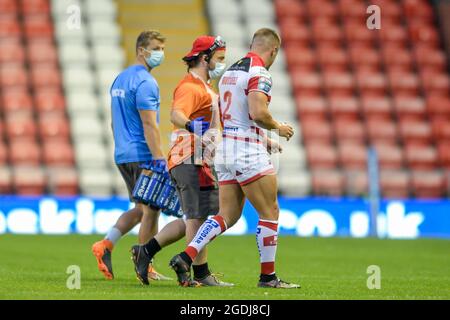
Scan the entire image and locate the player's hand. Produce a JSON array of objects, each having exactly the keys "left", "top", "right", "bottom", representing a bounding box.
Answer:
[
  {"left": 278, "top": 122, "right": 294, "bottom": 141},
  {"left": 187, "top": 116, "right": 210, "bottom": 135},
  {"left": 266, "top": 138, "right": 283, "bottom": 154}
]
